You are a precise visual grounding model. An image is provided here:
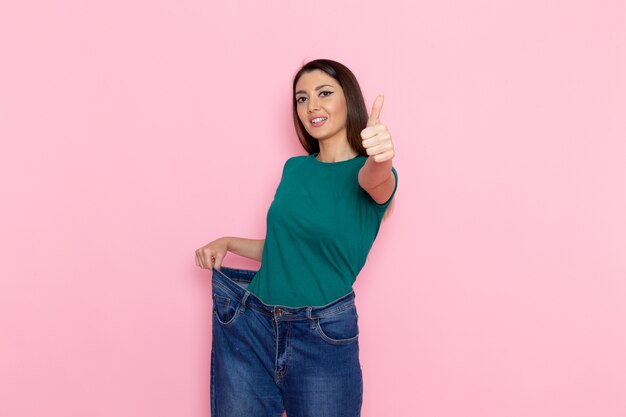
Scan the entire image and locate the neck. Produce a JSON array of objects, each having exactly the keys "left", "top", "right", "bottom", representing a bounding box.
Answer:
[{"left": 316, "top": 138, "right": 357, "bottom": 163}]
